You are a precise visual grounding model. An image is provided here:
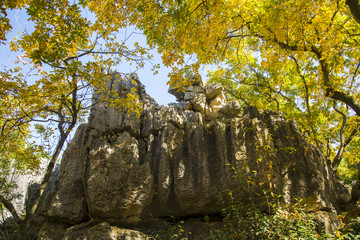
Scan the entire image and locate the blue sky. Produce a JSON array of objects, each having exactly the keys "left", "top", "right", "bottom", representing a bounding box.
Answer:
[{"left": 0, "top": 9, "right": 176, "bottom": 105}]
